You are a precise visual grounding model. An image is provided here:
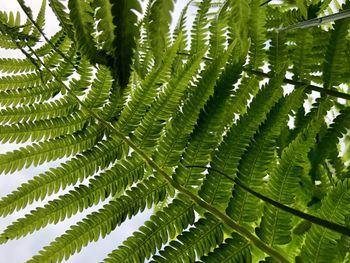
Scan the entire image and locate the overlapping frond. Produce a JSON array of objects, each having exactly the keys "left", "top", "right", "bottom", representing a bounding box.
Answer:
[
  {"left": 68, "top": 0, "right": 107, "bottom": 65},
  {"left": 0, "top": 0, "right": 350, "bottom": 262},
  {"left": 104, "top": 196, "right": 195, "bottom": 263},
  {"left": 201, "top": 232, "right": 251, "bottom": 263},
  {"left": 148, "top": 0, "right": 174, "bottom": 62},
  {"left": 227, "top": 88, "right": 307, "bottom": 224},
  {"left": 28, "top": 176, "right": 167, "bottom": 263},
  {"left": 0, "top": 153, "right": 145, "bottom": 243},
  {"left": 111, "top": 0, "right": 142, "bottom": 87},
  {"left": 299, "top": 180, "right": 350, "bottom": 262},
  {"left": 151, "top": 213, "right": 223, "bottom": 263},
  {"left": 0, "top": 138, "right": 123, "bottom": 217}
]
